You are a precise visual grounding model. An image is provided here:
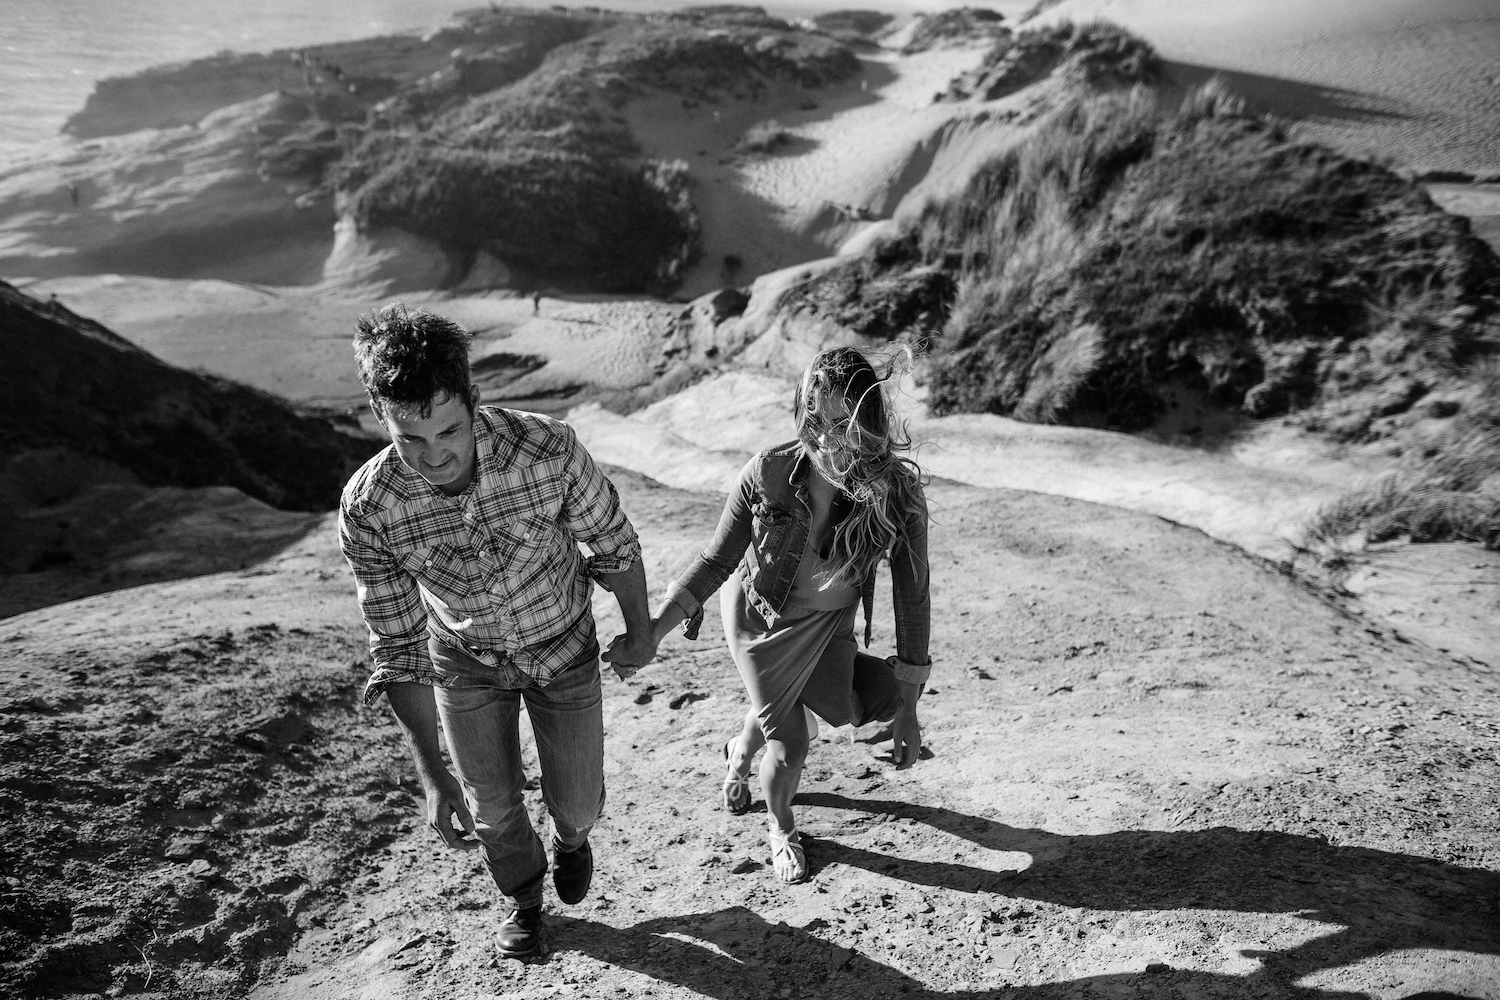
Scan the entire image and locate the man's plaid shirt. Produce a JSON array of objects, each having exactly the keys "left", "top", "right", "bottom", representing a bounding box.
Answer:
[{"left": 339, "top": 406, "right": 641, "bottom": 706}]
